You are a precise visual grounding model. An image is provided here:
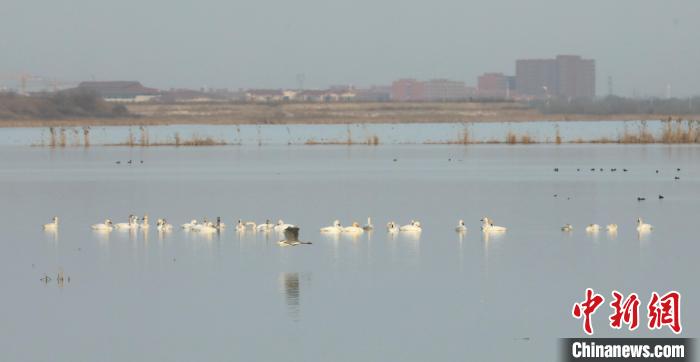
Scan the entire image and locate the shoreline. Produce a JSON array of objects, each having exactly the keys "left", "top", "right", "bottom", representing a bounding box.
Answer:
[
  {"left": 0, "top": 114, "right": 691, "bottom": 128},
  {"left": 1, "top": 101, "right": 697, "bottom": 128}
]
